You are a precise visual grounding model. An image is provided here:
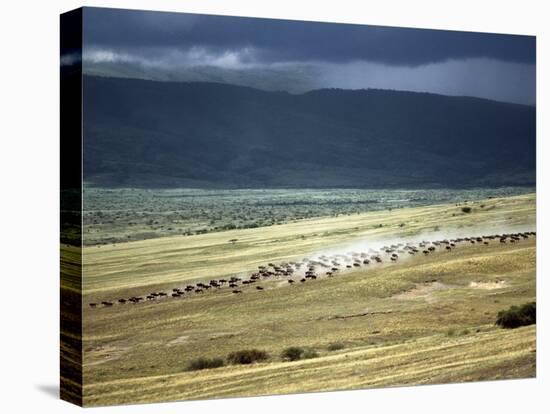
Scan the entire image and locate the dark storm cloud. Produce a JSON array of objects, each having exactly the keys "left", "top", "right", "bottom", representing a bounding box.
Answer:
[
  {"left": 79, "top": 7, "right": 535, "bottom": 104},
  {"left": 83, "top": 7, "right": 535, "bottom": 66}
]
